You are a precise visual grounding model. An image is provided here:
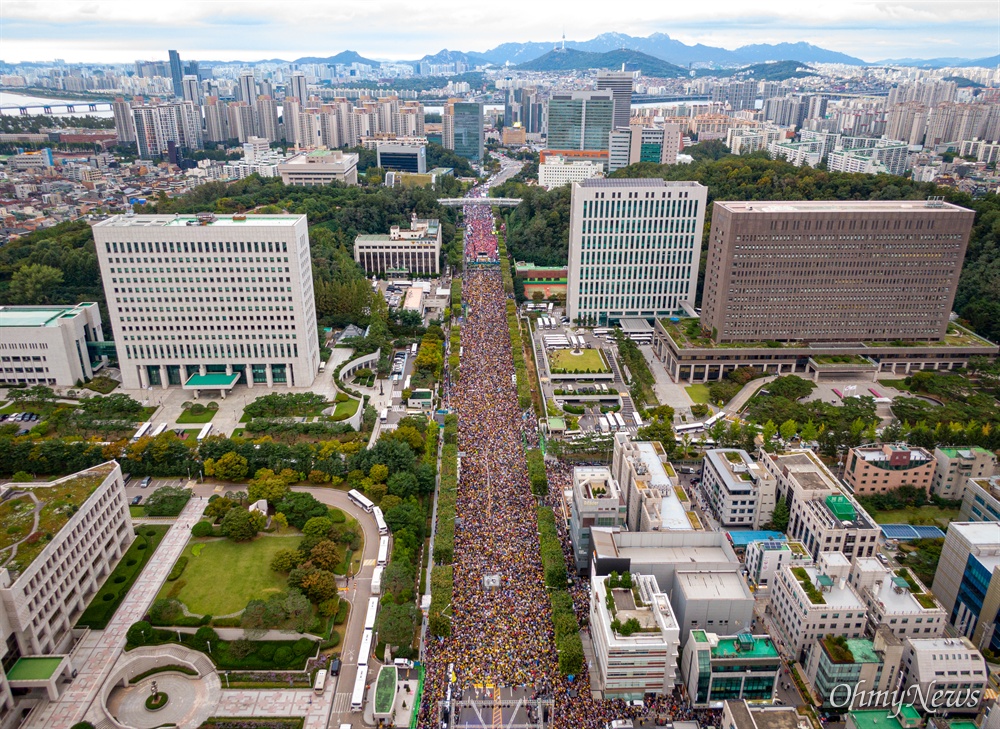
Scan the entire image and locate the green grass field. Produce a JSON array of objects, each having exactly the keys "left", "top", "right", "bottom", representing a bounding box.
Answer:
[
  {"left": 685, "top": 384, "right": 711, "bottom": 404},
  {"left": 161, "top": 536, "right": 300, "bottom": 615},
  {"left": 549, "top": 348, "right": 608, "bottom": 373},
  {"left": 176, "top": 409, "right": 217, "bottom": 424},
  {"left": 333, "top": 398, "right": 360, "bottom": 419},
  {"left": 869, "top": 505, "right": 958, "bottom": 528}
]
